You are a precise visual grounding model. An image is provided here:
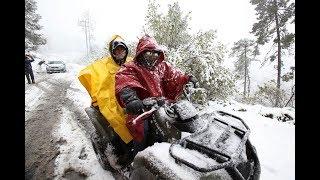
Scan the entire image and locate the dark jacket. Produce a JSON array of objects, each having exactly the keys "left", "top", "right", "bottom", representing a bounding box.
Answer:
[{"left": 25, "top": 55, "right": 34, "bottom": 72}]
